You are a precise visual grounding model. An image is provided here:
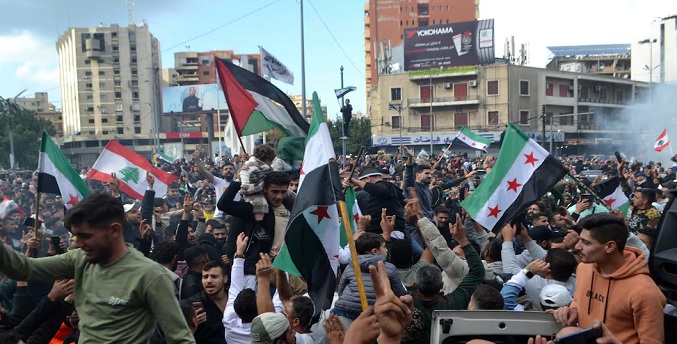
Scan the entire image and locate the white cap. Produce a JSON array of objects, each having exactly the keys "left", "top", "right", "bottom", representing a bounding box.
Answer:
[{"left": 540, "top": 284, "right": 572, "bottom": 308}]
